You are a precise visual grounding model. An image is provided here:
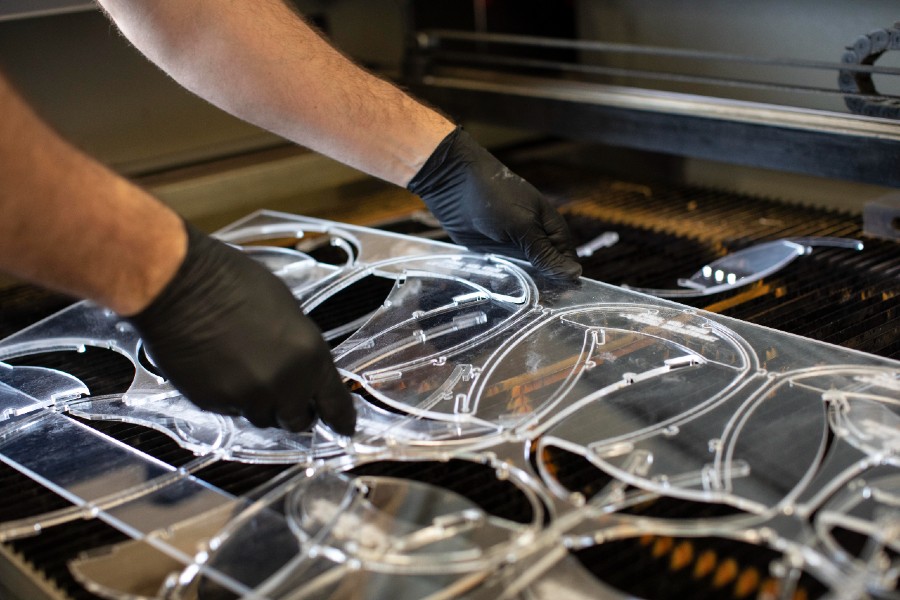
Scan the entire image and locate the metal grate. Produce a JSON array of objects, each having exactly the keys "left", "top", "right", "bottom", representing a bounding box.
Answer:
[{"left": 574, "top": 534, "right": 828, "bottom": 600}]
